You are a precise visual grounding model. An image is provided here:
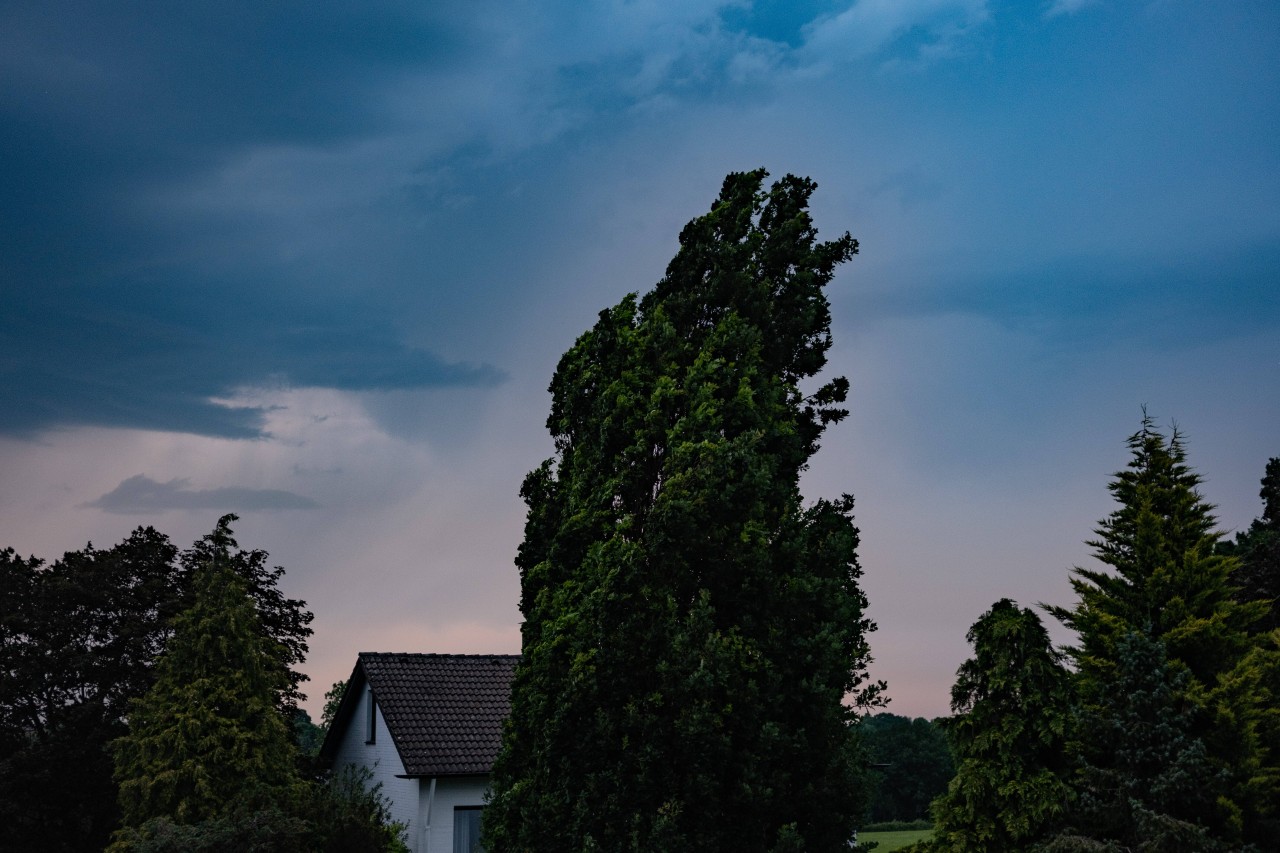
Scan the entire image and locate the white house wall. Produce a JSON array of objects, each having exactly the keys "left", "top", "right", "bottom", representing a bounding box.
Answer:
[
  {"left": 418, "top": 775, "right": 489, "bottom": 853},
  {"left": 329, "top": 687, "right": 422, "bottom": 849}
]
